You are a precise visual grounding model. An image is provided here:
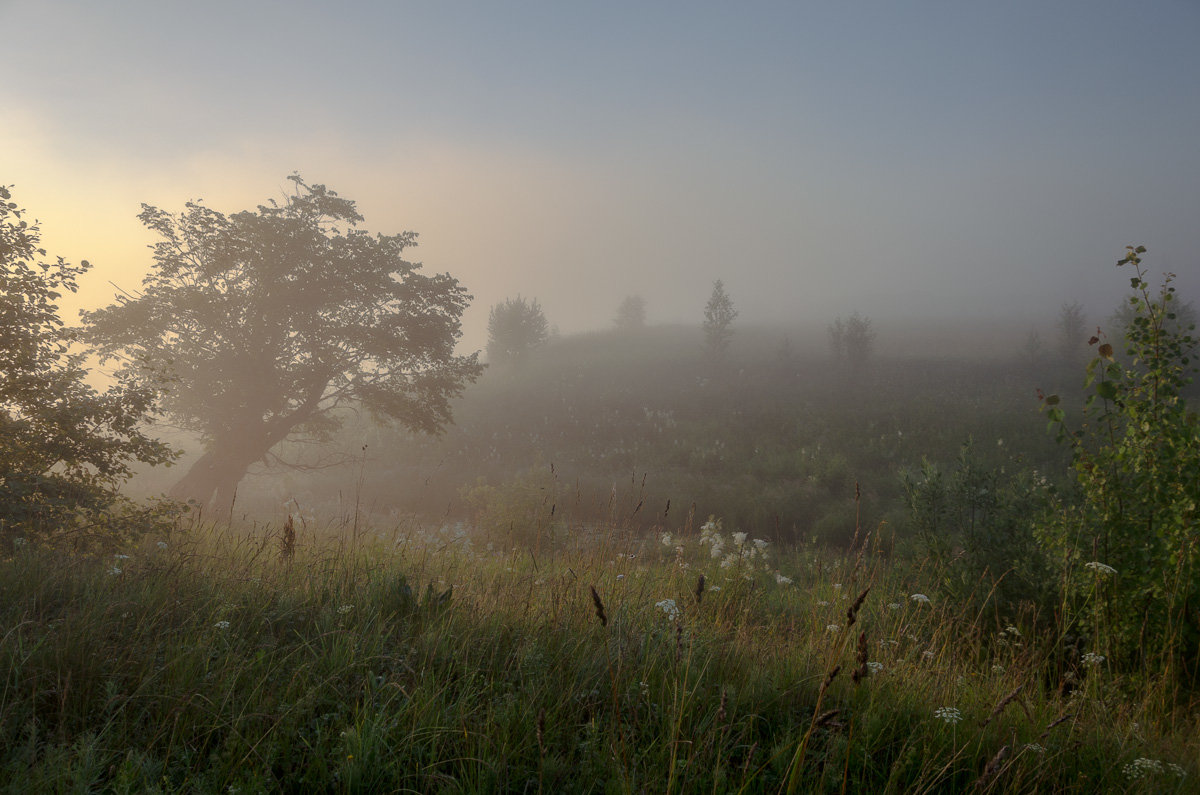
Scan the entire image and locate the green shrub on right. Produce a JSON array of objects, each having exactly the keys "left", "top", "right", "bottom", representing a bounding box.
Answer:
[{"left": 1039, "top": 246, "right": 1200, "bottom": 681}]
